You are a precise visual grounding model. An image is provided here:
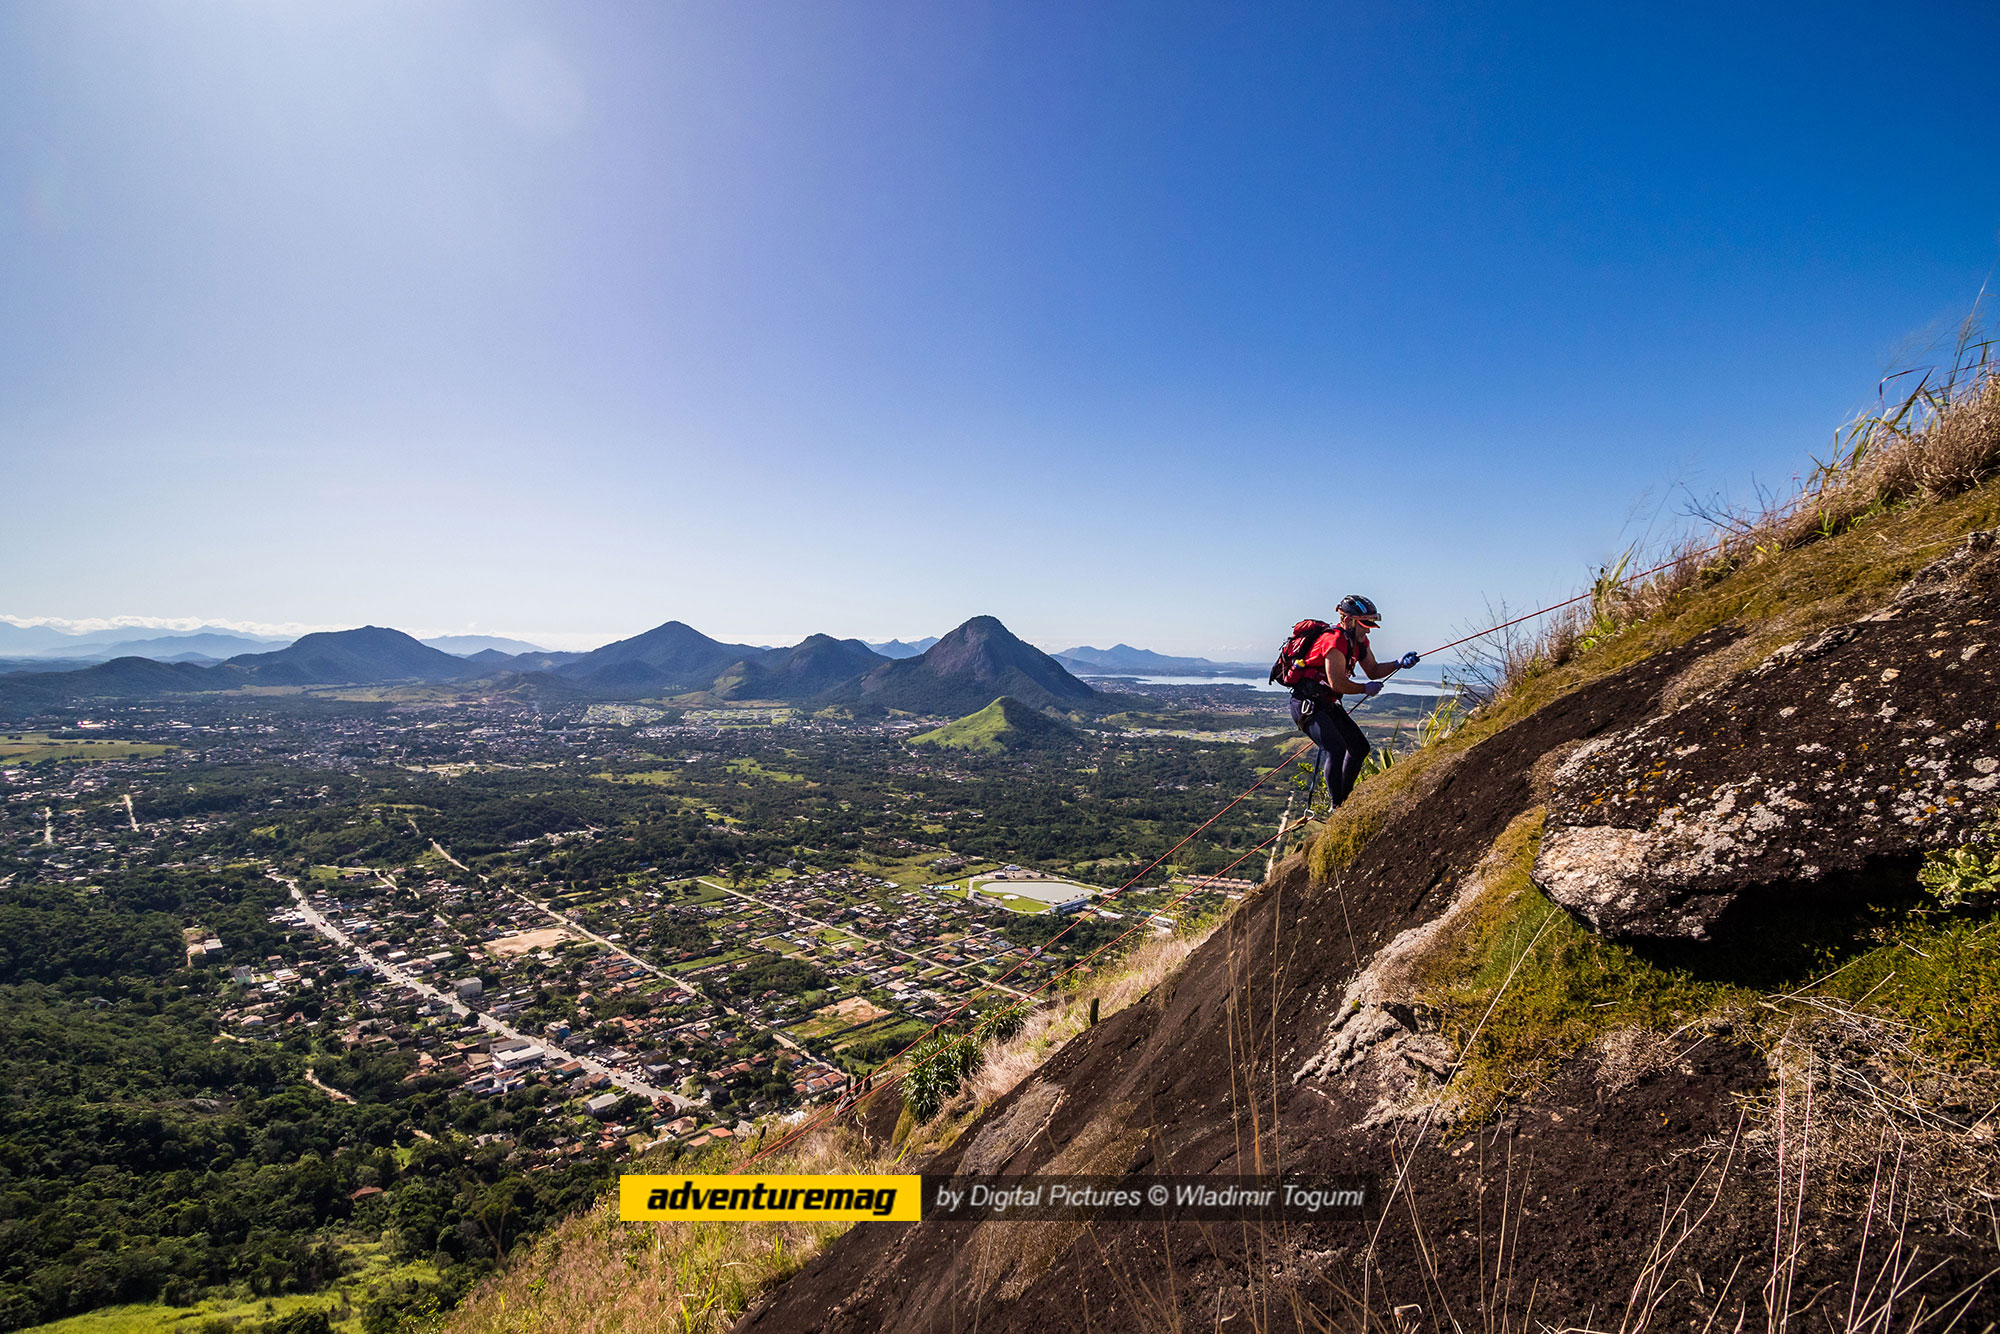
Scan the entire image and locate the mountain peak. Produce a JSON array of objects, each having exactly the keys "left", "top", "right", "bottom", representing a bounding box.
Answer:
[
  {"left": 839, "top": 615, "right": 1101, "bottom": 715},
  {"left": 221, "top": 626, "right": 477, "bottom": 685}
]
